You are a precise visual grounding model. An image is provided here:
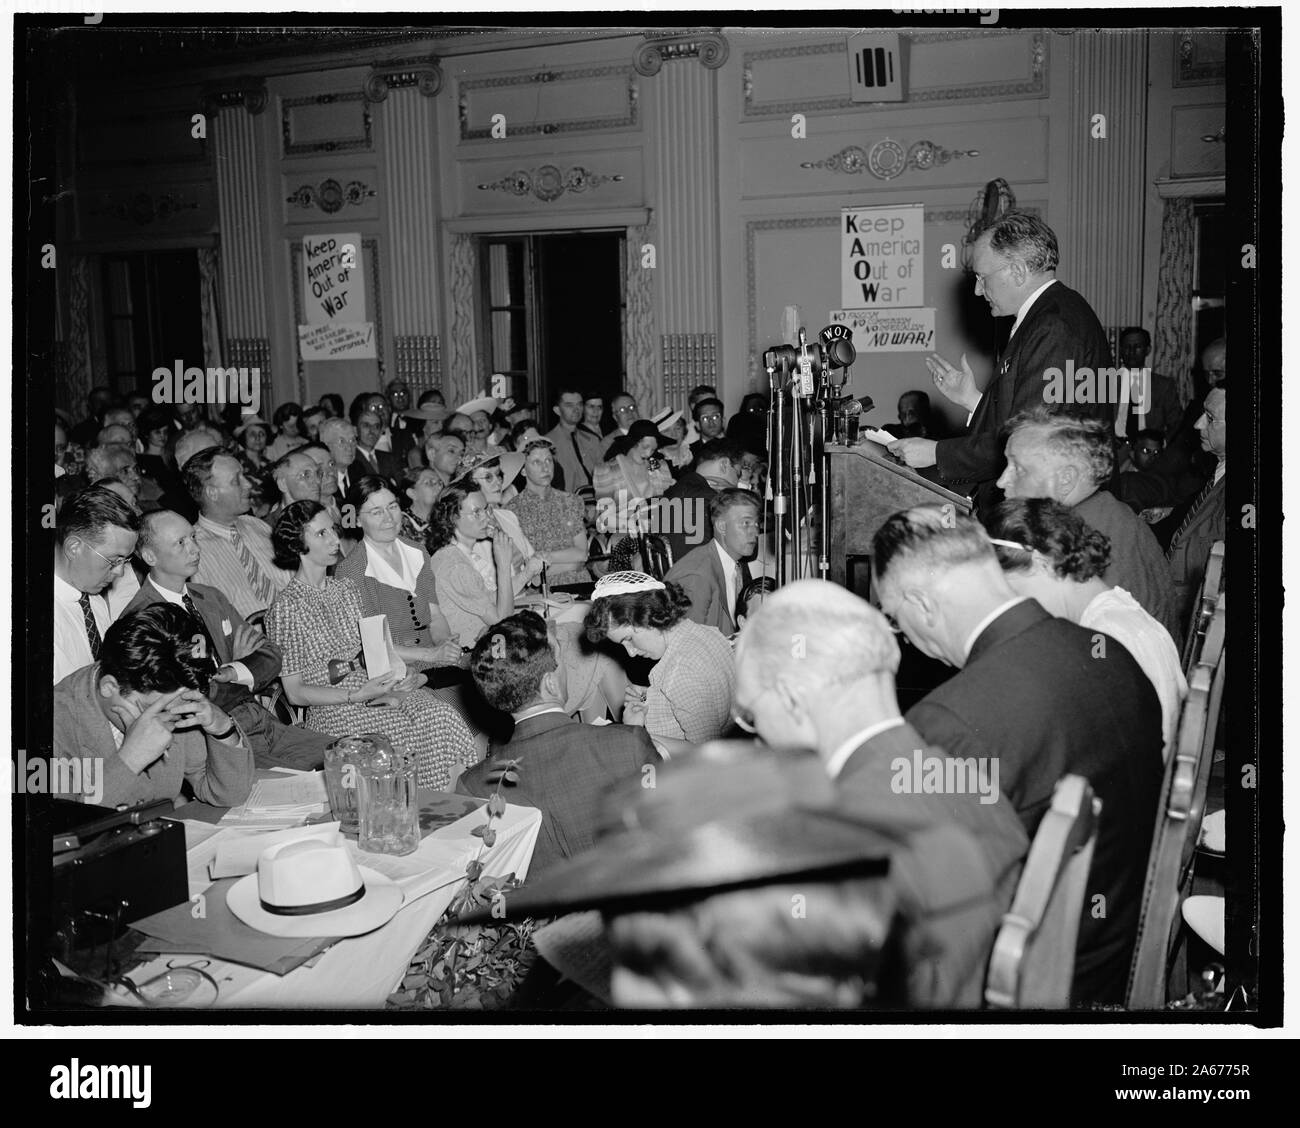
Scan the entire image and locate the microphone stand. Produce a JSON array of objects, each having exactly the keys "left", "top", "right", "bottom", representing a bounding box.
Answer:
[{"left": 766, "top": 363, "right": 785, "bottom": 588}]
